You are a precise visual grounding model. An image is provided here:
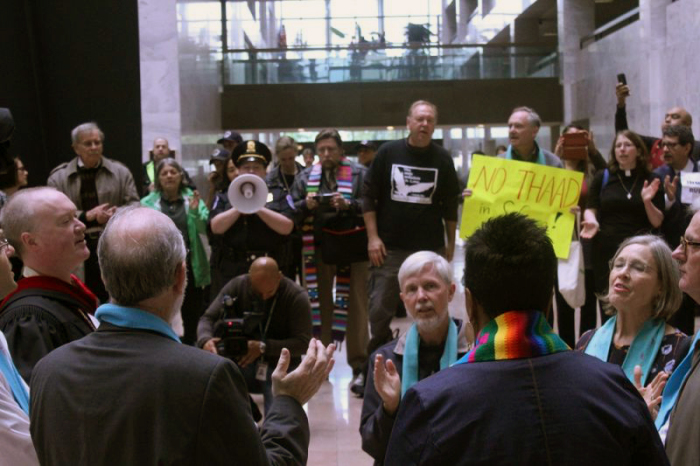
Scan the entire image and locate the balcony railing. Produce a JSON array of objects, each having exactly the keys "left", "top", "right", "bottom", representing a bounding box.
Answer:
[{"left": 213, "top": 43, "right": 558, "bottom": 85}]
